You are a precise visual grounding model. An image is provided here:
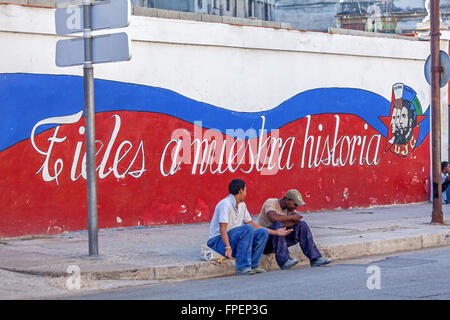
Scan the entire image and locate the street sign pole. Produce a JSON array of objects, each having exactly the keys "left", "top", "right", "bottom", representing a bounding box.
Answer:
[
  {"left": 55, "top": 0, "right": 131, "bottom": 256},
  {"left": 430, "top": 0, "right": 444, "bottom": 224},
  {"left": 83, "top": 0, "right": 99, "bottom": 255}
]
